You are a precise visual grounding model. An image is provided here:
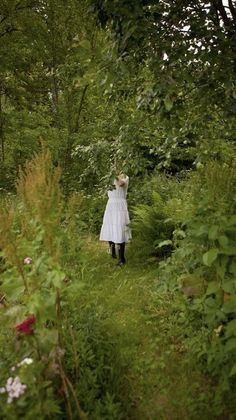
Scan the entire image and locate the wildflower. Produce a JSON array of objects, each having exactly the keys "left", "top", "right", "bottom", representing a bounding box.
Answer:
[
  {"left": 214, "top": 325, "right": 223, "bottom": 336},
  {"left": 16, "top": 315, "right": 36, "bottom": 335},
  {"left": 17, "top": 358, "right": 33, "bottom": 367},
  {"left": 5, "top": 377, "right": 27, "bottom": 403},
  {"left": 0, "top": 387, "right": 5, "bottom": 394},
  {"left": 23, "top": 257, "right": 32, "bottom": 265}
]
